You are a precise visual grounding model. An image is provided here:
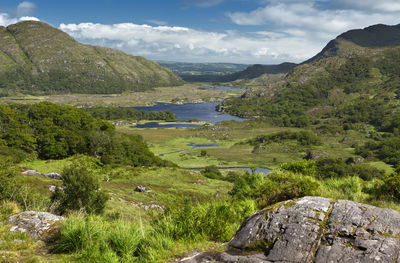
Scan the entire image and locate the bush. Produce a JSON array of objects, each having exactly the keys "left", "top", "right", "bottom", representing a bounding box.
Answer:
[
  {"left": 256, "top": 171, "right": 319, "bottom": 208},
  {"left": 382, "top": 168, "right": 400, "bottom": 201},
  {"left": 51, "top": 161, "right": 109, "bottom": 215},
  {"left": 281, "top": 160, "right": 317, "bottom": 176},
  {"left": 201, "top": 165, "right": 223, "bottom": 180}
]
